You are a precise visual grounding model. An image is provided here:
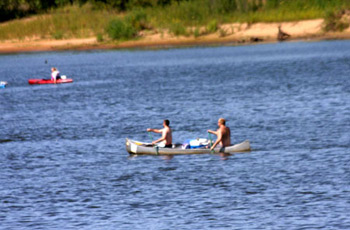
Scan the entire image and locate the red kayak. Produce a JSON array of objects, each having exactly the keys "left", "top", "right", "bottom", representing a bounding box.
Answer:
[{"left": 28, "top": 78, "right": 73, "bottom": 85}]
